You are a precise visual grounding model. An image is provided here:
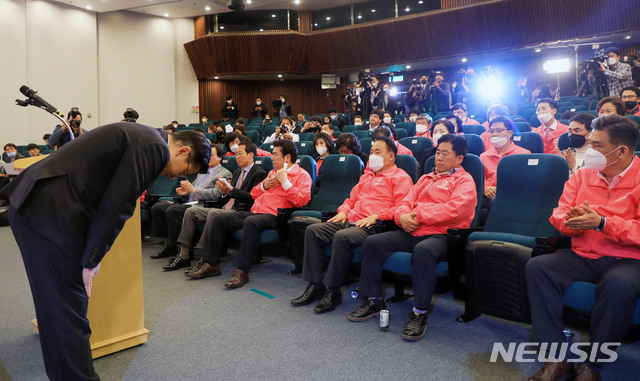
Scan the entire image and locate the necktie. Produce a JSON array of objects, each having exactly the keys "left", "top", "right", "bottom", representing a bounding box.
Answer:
[
  {"left": 544, "top": 127, "right": 552, "bottom": 142},
  {"left": 224, "top": 170, "right": 245, "bottom": 210}
]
